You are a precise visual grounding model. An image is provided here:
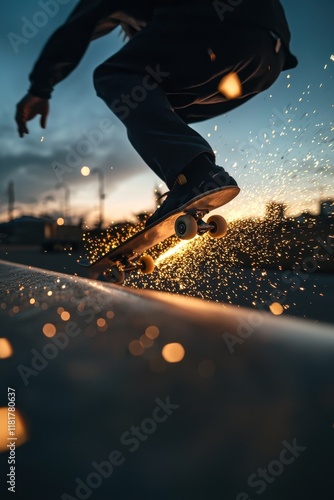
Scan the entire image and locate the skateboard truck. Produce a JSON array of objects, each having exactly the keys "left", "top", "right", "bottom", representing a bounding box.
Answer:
[
  {"left": 175, "top": 210, "right": 228, "bottom": 240},
  {"left": 102, "top": 253, "right": 155, "bottom": 284}
]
